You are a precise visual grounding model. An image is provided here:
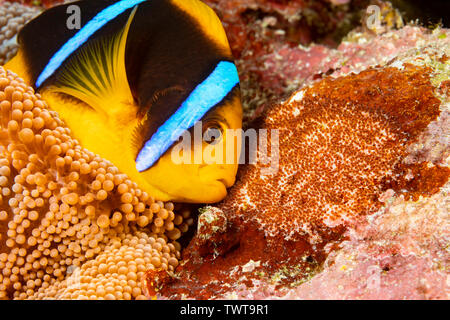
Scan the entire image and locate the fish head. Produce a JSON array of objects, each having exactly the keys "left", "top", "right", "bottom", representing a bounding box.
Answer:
[
  {"left": 5, "top": 0, "right": 244, "bottom": 204},
  {"left": 137, "top": 91, "right": 242, "bottom": 203}
]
